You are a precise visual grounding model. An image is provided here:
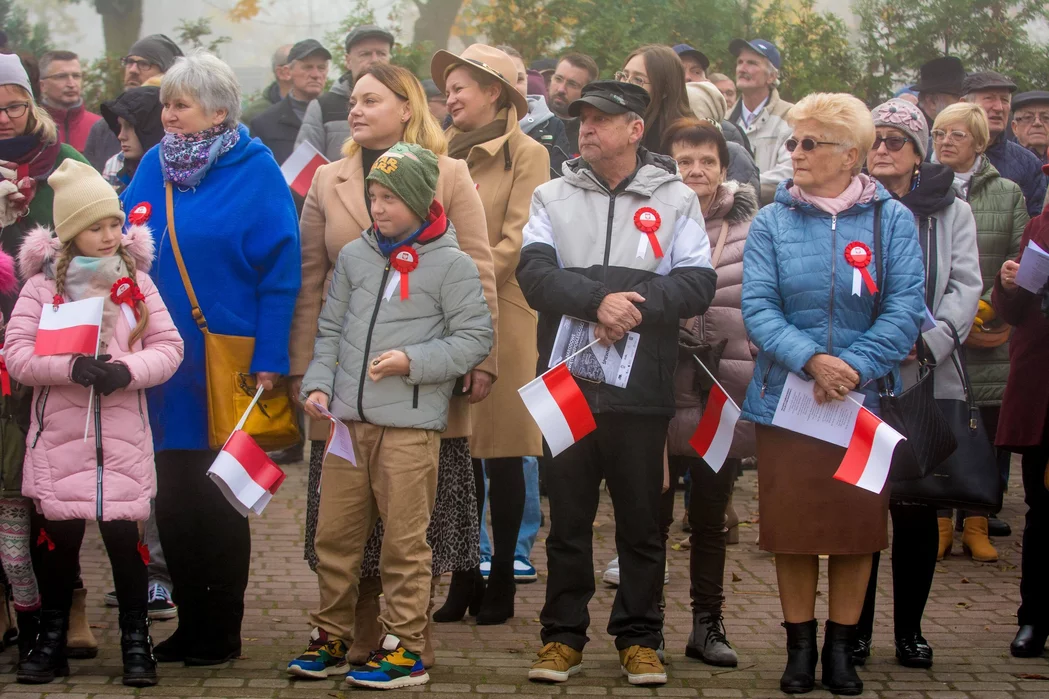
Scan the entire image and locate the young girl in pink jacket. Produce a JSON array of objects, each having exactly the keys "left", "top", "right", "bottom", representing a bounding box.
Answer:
[{"left": 4, "top": 159, "right": 183, "bottom": 687}]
